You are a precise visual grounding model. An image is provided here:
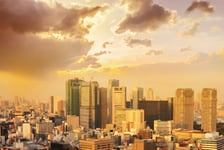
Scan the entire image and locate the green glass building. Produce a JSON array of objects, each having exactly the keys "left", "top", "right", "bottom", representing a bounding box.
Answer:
[{"left": 66, "top": 78, "right": 83, "bottom": 116}]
